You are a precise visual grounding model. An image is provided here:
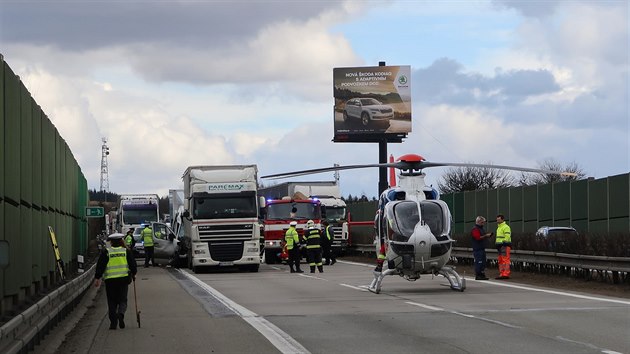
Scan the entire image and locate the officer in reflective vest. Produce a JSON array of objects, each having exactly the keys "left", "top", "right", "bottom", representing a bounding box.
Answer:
[
  {"left": 285, "top": 221, "right": 304, "bottom": 273},
  {"left": 321, "top": 220, "right": 336, "bottom": 266},
  {"left": 495, "top": 214, "right": 512, "bottom": 279},
  {"left": 305, "top": 219, "right": 324, "bottom": 273},
  {"left": 124, "top": 228, "right": 135, "bottom": 251},
  {"left": 142, "top": 223, "right": 156, "bottom": 267},
  {"left": 93, "top": 233, "right": 137, "bottom": 330}
]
